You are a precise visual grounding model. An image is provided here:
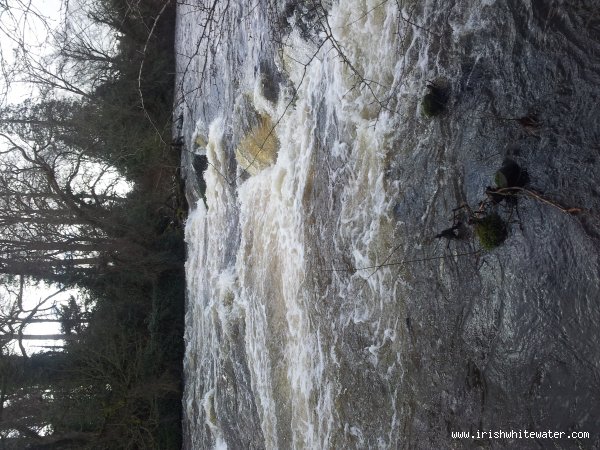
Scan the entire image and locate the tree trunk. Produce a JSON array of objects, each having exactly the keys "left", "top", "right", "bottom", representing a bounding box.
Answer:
[{"left": 1, "top": 334, "right": 77, "bottom": 341}]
